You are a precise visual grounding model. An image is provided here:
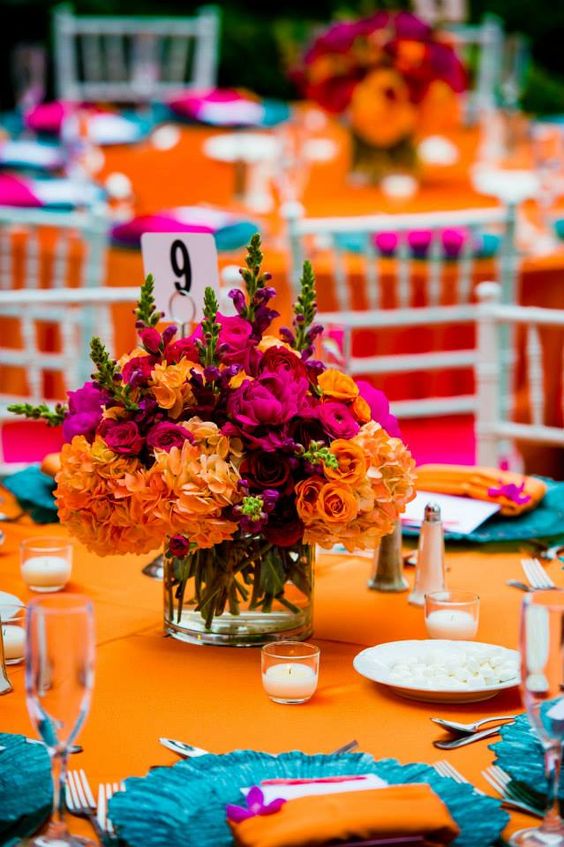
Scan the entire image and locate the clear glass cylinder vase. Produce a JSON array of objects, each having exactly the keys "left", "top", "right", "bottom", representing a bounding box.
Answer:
[{"left": 163, "top": 539, "right": 314, "bottom": 647}]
